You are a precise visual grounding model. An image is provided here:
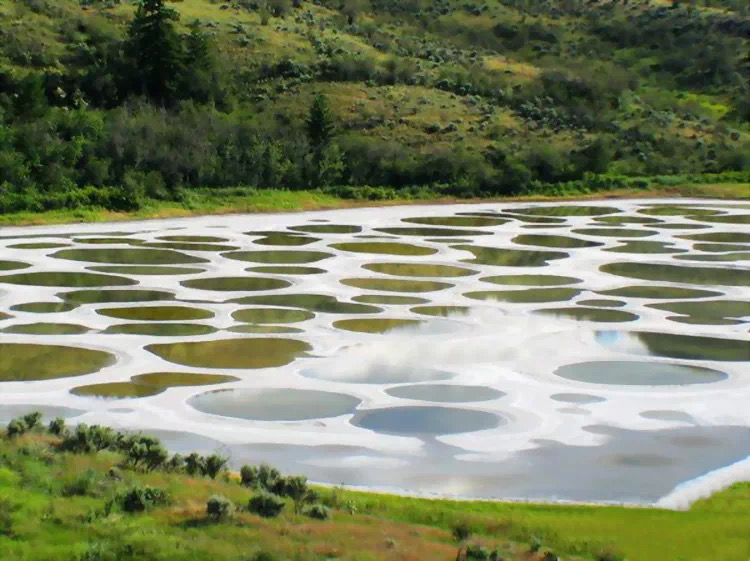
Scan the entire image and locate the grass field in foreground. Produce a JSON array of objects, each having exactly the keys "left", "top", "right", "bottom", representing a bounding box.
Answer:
[
  {"left": 0, "top": 427, "right": 748, "bottom": 561},
  {"left": 0, "top": 182, "right": 747, "bottom": 228}
]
